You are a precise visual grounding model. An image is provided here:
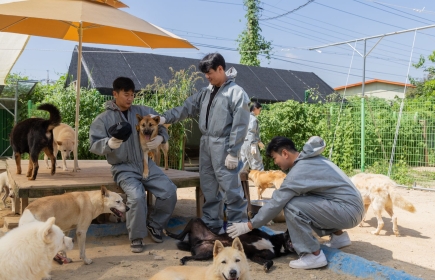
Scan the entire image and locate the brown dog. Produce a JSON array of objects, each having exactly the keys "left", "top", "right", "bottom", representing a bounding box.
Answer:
[
  {"left": 351, "top": 173, "right": 416, "bottom": 236},
  {"left": 10, "top": 103, "right": 61, "bottom": 180},
  {"left": 136, "top": 114, "right": 160, "bottom": 178},
  {"left": 248, "top": 170, "right": 286, "bottom": 200},
  {"left": 149, "top": 124, "right": 170, "bottom": 170}
]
